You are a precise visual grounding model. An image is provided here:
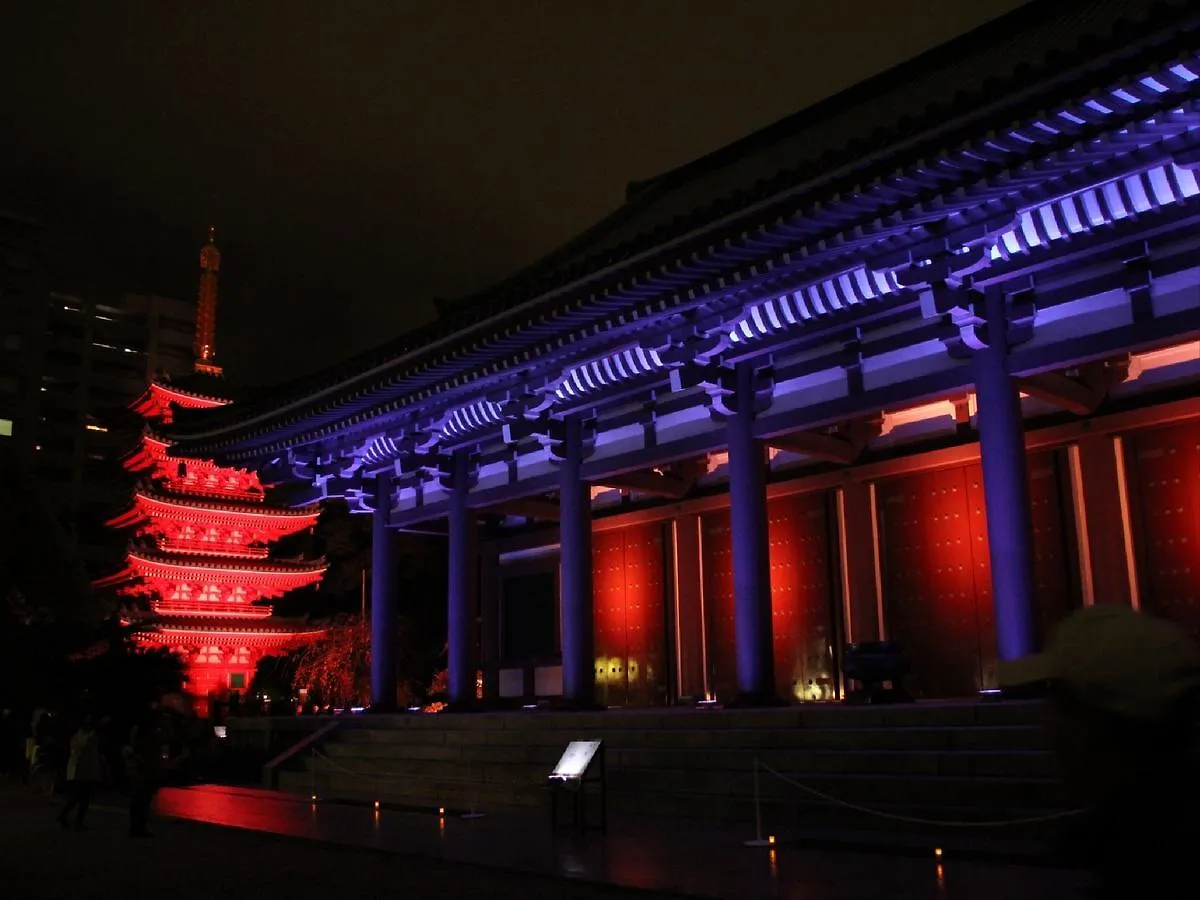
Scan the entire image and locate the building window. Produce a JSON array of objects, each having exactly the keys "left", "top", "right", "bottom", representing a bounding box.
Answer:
[
  {"left": 230, "top": 673, "right": 246, "bottom": 690},
  {"left": 0, "top": 418, "right": 12, "bottom": 437}
]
